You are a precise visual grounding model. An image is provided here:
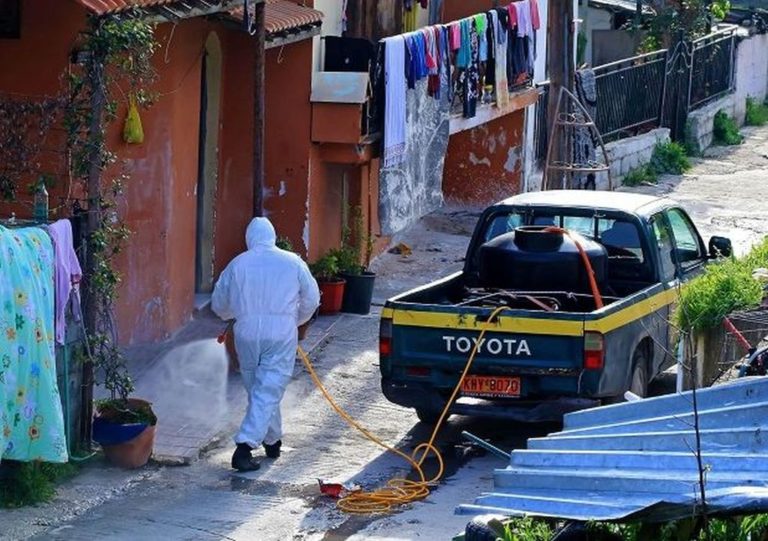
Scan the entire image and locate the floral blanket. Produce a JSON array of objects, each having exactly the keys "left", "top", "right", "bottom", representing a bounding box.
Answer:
[{"left": 0, "top": 226, "right": 67, "bottom": 463}]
